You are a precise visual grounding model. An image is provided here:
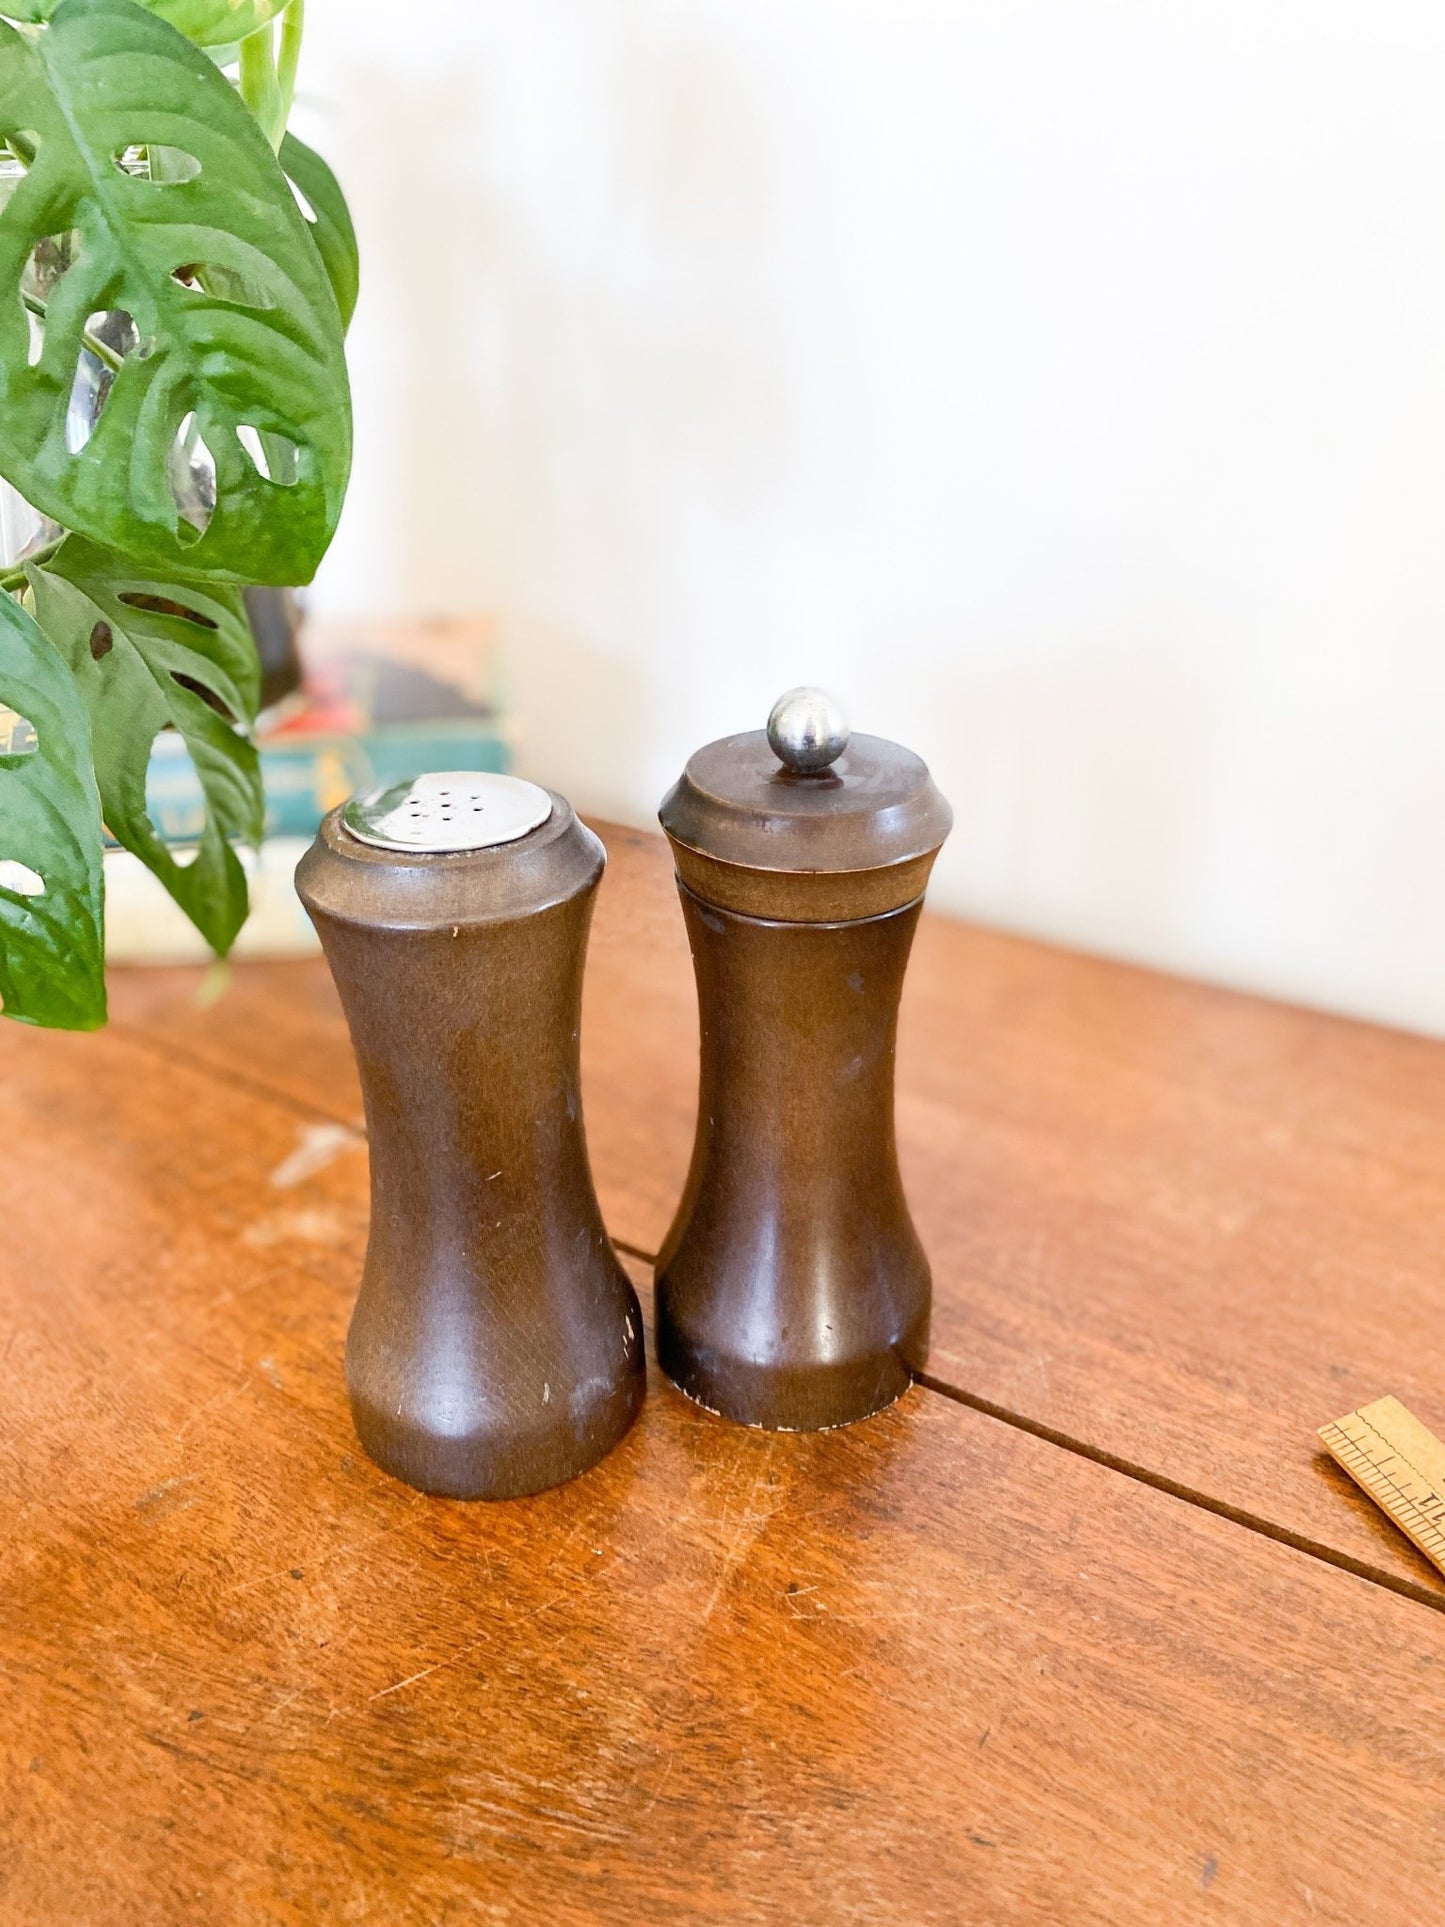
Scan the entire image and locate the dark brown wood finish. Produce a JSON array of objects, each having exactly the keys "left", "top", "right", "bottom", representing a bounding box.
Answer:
[
  {"left": 656, "top": 889, "right": 930, "bottom": 1429},
  {"left": 654, "top": 723, "right": 951, "bottom": 1428},
  {"left": 105, "top": 820, "right": 1445, "bottom": 1596},
  {"left": 658, "top": 725, "right": 952, "bottom": 923},
  {"left": 5, "top": 1018, "right": 1445, "bottom": 1922},
  {"left": 294, "top": 799, "right": 643, "bottom": 1499}
]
